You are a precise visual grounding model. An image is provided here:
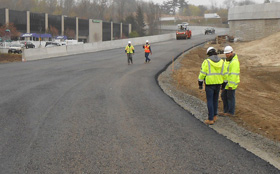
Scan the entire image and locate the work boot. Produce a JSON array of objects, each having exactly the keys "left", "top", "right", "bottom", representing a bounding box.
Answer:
[
  {"left": 219, "top": 112, "right": 227, "bottom": 116},
  {"left": 225, "top": 113, "right": 234, "bottom": 117},
  {"left": 204, "top": 120, "right": 214, "bottom": 125},
  {"left": 213, "top": 115, "right": 218, "bottom": 122}
]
